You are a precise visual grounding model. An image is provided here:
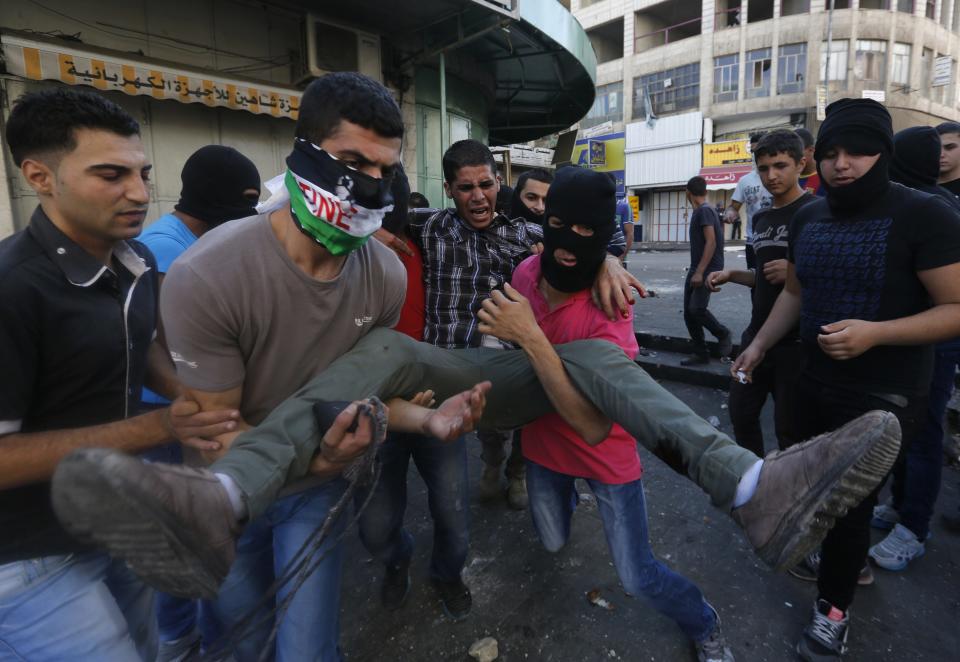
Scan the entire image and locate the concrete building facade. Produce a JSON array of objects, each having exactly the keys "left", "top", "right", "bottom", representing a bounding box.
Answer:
[
  {"left": 572, "top": 0, "right": 960, "bottom": 242},
  {"left": 0, "top": 0, "right": 596, "bottom": 238}
]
